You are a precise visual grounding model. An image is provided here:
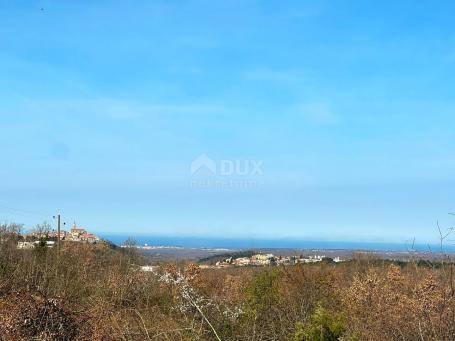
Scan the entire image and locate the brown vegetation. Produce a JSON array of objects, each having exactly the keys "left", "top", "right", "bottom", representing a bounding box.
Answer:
[{"left": 1, "top": 224, "right": 455, "bottom": 340}]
